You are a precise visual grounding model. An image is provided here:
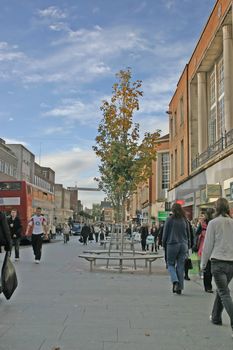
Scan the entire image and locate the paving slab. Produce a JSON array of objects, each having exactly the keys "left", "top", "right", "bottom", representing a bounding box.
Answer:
[{"left": 0, "top": 237, "right": 232, "bottom": 350}]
